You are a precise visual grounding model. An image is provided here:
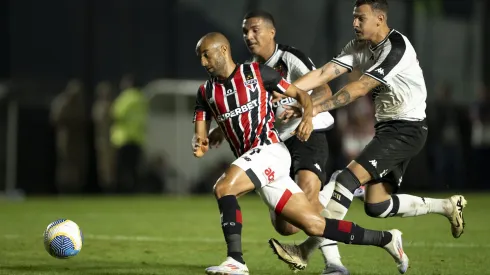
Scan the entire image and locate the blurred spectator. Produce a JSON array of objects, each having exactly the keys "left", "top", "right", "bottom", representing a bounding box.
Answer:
[
  {"left": 92, "top": 81, "right": 116, "bottom": 193},
  {"left": 427, "top": 82, "right": 471, "bottom": 189},
  {"left": 111, "top": 74, "right": 148, "bottom": 193},
  {"left": 336, "top": 96, "right": 375, "bottom": 160},
  {"left": 192, "top": 159, "right": 230, "bottom": 194},
  {"left": 50, "top": 79, "right": 88, "bottom": 194},
  {"left": 140, "top": 154, "right": 172, "bottom": 193}
]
